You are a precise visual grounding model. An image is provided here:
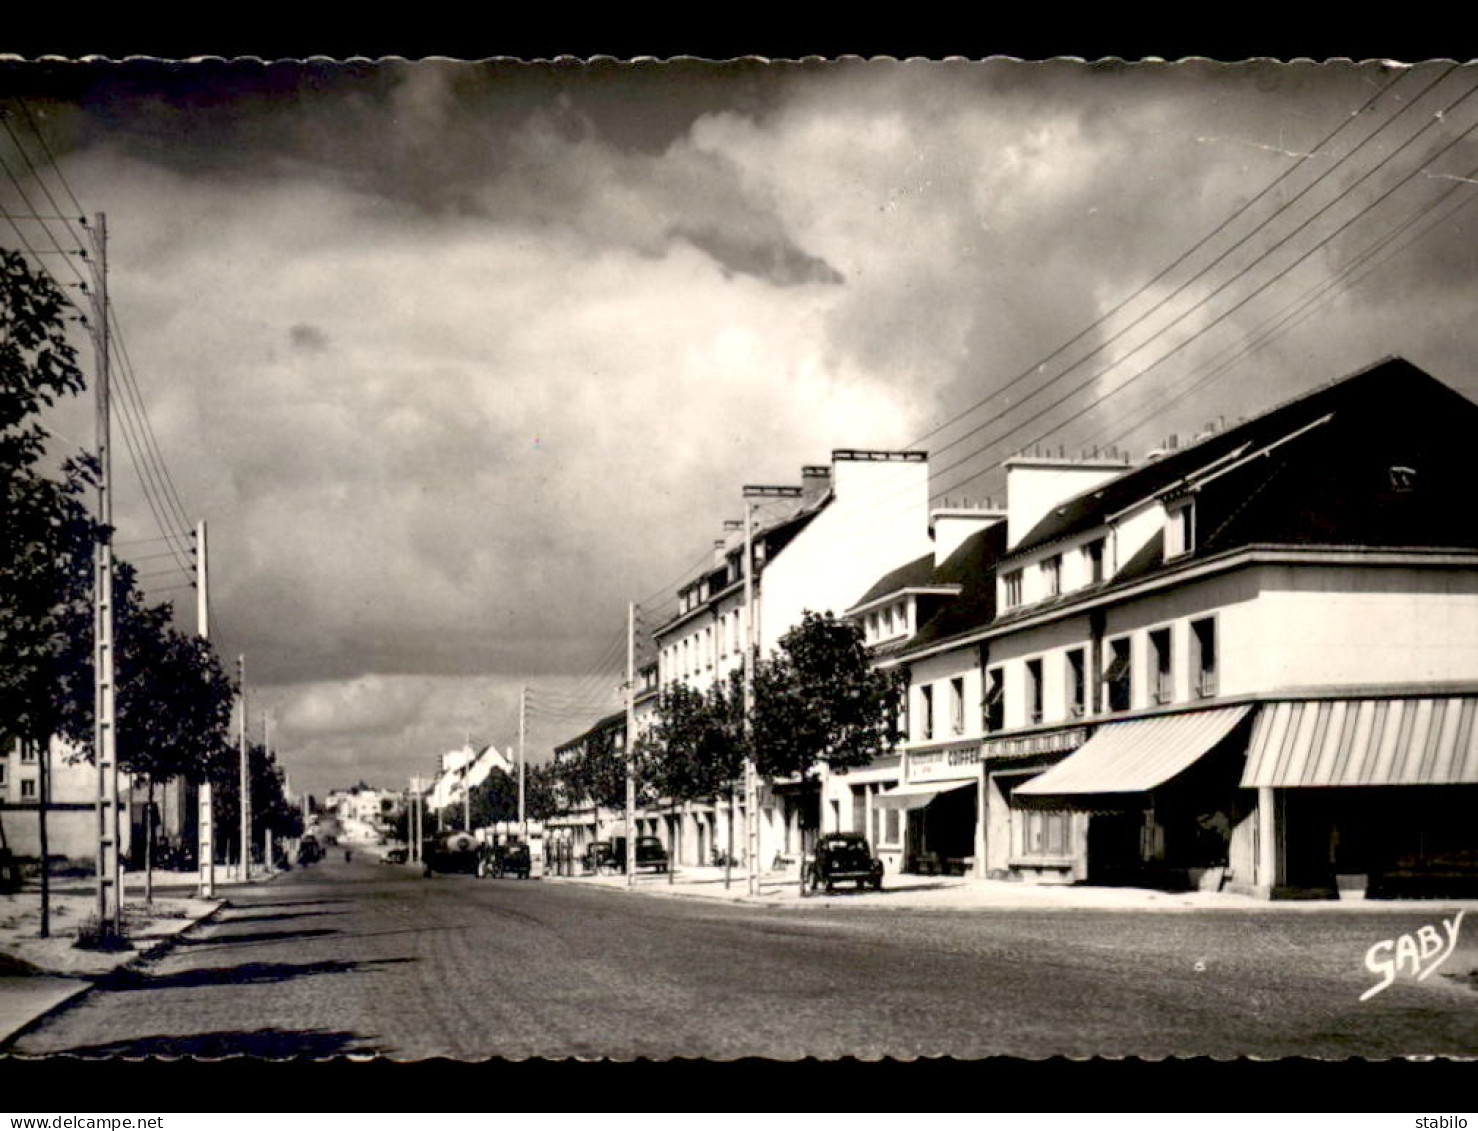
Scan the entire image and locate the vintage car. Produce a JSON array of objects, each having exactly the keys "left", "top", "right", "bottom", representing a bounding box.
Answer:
[
  {"left": 381, "top": 846, "right": 409, "bottom": 865},
  {"left": 804, "top": 833, "right": 884, "bottom": 895},
  {"left": 584, "top": 841, "right": 617, "bottom": 874},
  {"left": 478, "top": 841, "right": 531, "bottom": 879},
  {"left": 422, "top": 831, "right": 481, "bottom": 876}
]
